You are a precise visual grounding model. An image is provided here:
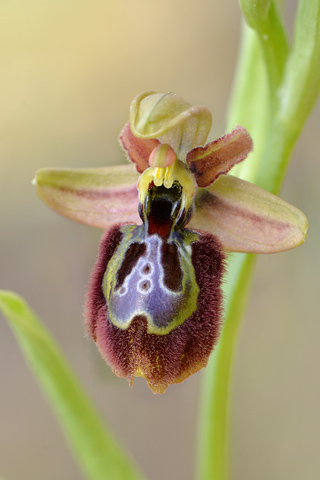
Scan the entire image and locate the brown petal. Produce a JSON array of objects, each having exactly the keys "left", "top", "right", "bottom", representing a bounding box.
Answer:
[
  {"left": 34, "top": 165, "right": 141, "bottom": 229},
  {"left": 85, "top": 225, "right": 225, "bottom": 394},
  {"left": 189, "top": 174, "right": 308, "bottom": 253},
  {"left": 186, "top": 125, "right": 253, "bottom": 187},
  {"left": 119, "top": 122, "right": 160, "bottom": 173}
]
